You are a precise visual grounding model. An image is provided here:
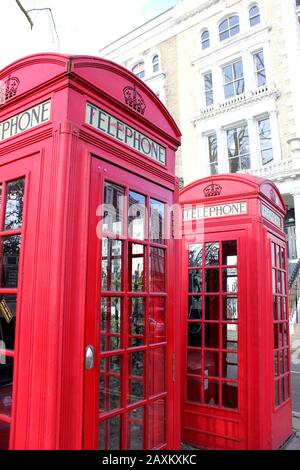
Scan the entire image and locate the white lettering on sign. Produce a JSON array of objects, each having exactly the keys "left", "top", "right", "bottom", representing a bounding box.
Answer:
[
  {"left": 183, "top": 201, "right": 248, "bottom": 221},
  {"left": 261, "top": 204, "right": 281, "bottom": 228},
  {"left": 0, "top": 100, "right": 51, "bottom": 142},
  {"left": 85, "top": 102, "right": 166, "bottom": 165}
]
